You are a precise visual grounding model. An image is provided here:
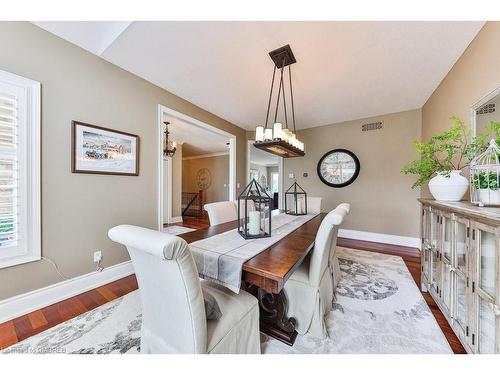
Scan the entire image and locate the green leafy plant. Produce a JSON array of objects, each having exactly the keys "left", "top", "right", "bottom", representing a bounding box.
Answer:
[
  {"left": 401, "top": 117, "right": 500, "bottom": 188},
  {"left": 471, "top": 172, "right": 499, "bottom": 190}
]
